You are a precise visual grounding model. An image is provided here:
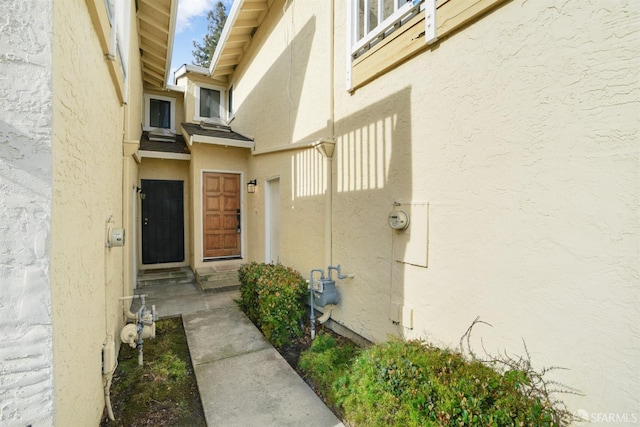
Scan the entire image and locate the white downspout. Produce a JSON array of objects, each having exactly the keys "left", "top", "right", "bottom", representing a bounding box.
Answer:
[{"left": 326, "top": 0, "right": 335, "bottom": 267}]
